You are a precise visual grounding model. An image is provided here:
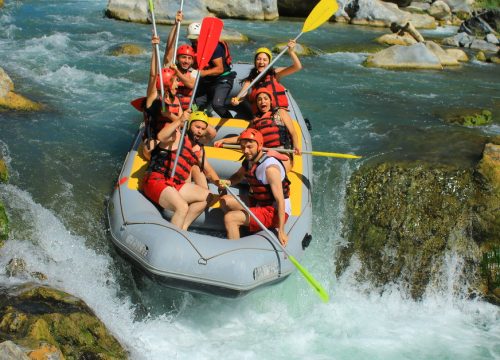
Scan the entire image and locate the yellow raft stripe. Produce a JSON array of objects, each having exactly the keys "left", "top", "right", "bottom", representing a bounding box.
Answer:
[{"left": 127, "top": 119, "right": 304, "bottom": 216}]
